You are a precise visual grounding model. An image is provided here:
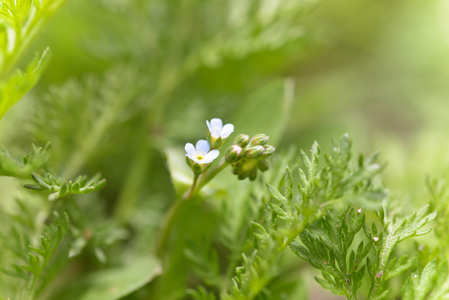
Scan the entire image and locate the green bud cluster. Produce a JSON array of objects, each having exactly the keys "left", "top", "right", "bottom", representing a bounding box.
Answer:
[{"left": 225, "top": 134, "right": 275, "bottom": 181}]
